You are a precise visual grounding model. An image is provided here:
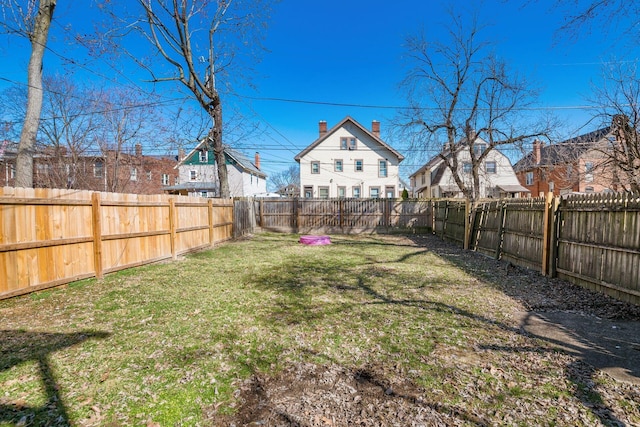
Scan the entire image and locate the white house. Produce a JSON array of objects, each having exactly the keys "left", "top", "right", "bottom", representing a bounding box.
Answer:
[
  {"left": 294, "top": 117, "right": 405, "bottom": 198},
  {"left": 409, "top": 138, "right": 528, "bottom": 199},
  {"left": 165, "top": 142, "right": 267, "bottom": 198}
]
